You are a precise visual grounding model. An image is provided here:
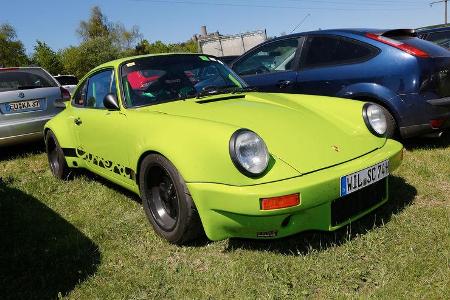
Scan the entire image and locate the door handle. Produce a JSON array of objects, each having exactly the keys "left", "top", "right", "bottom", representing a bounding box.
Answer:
[
  {"left": 74, "top": 117, "right": 82, "bottom": 126},
  {"left": 277, "top": 80, "right": 293, "bottom": 88}
]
